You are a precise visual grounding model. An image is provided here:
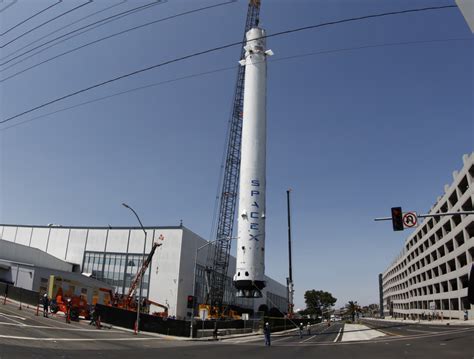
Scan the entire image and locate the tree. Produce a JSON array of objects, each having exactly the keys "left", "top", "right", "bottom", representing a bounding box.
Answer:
[
  {"left": 345, "top": 300, "right": 360, "bottom": 322},
  {"left": 304, "top": 290, "right": 337, "bottom": 319}
]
